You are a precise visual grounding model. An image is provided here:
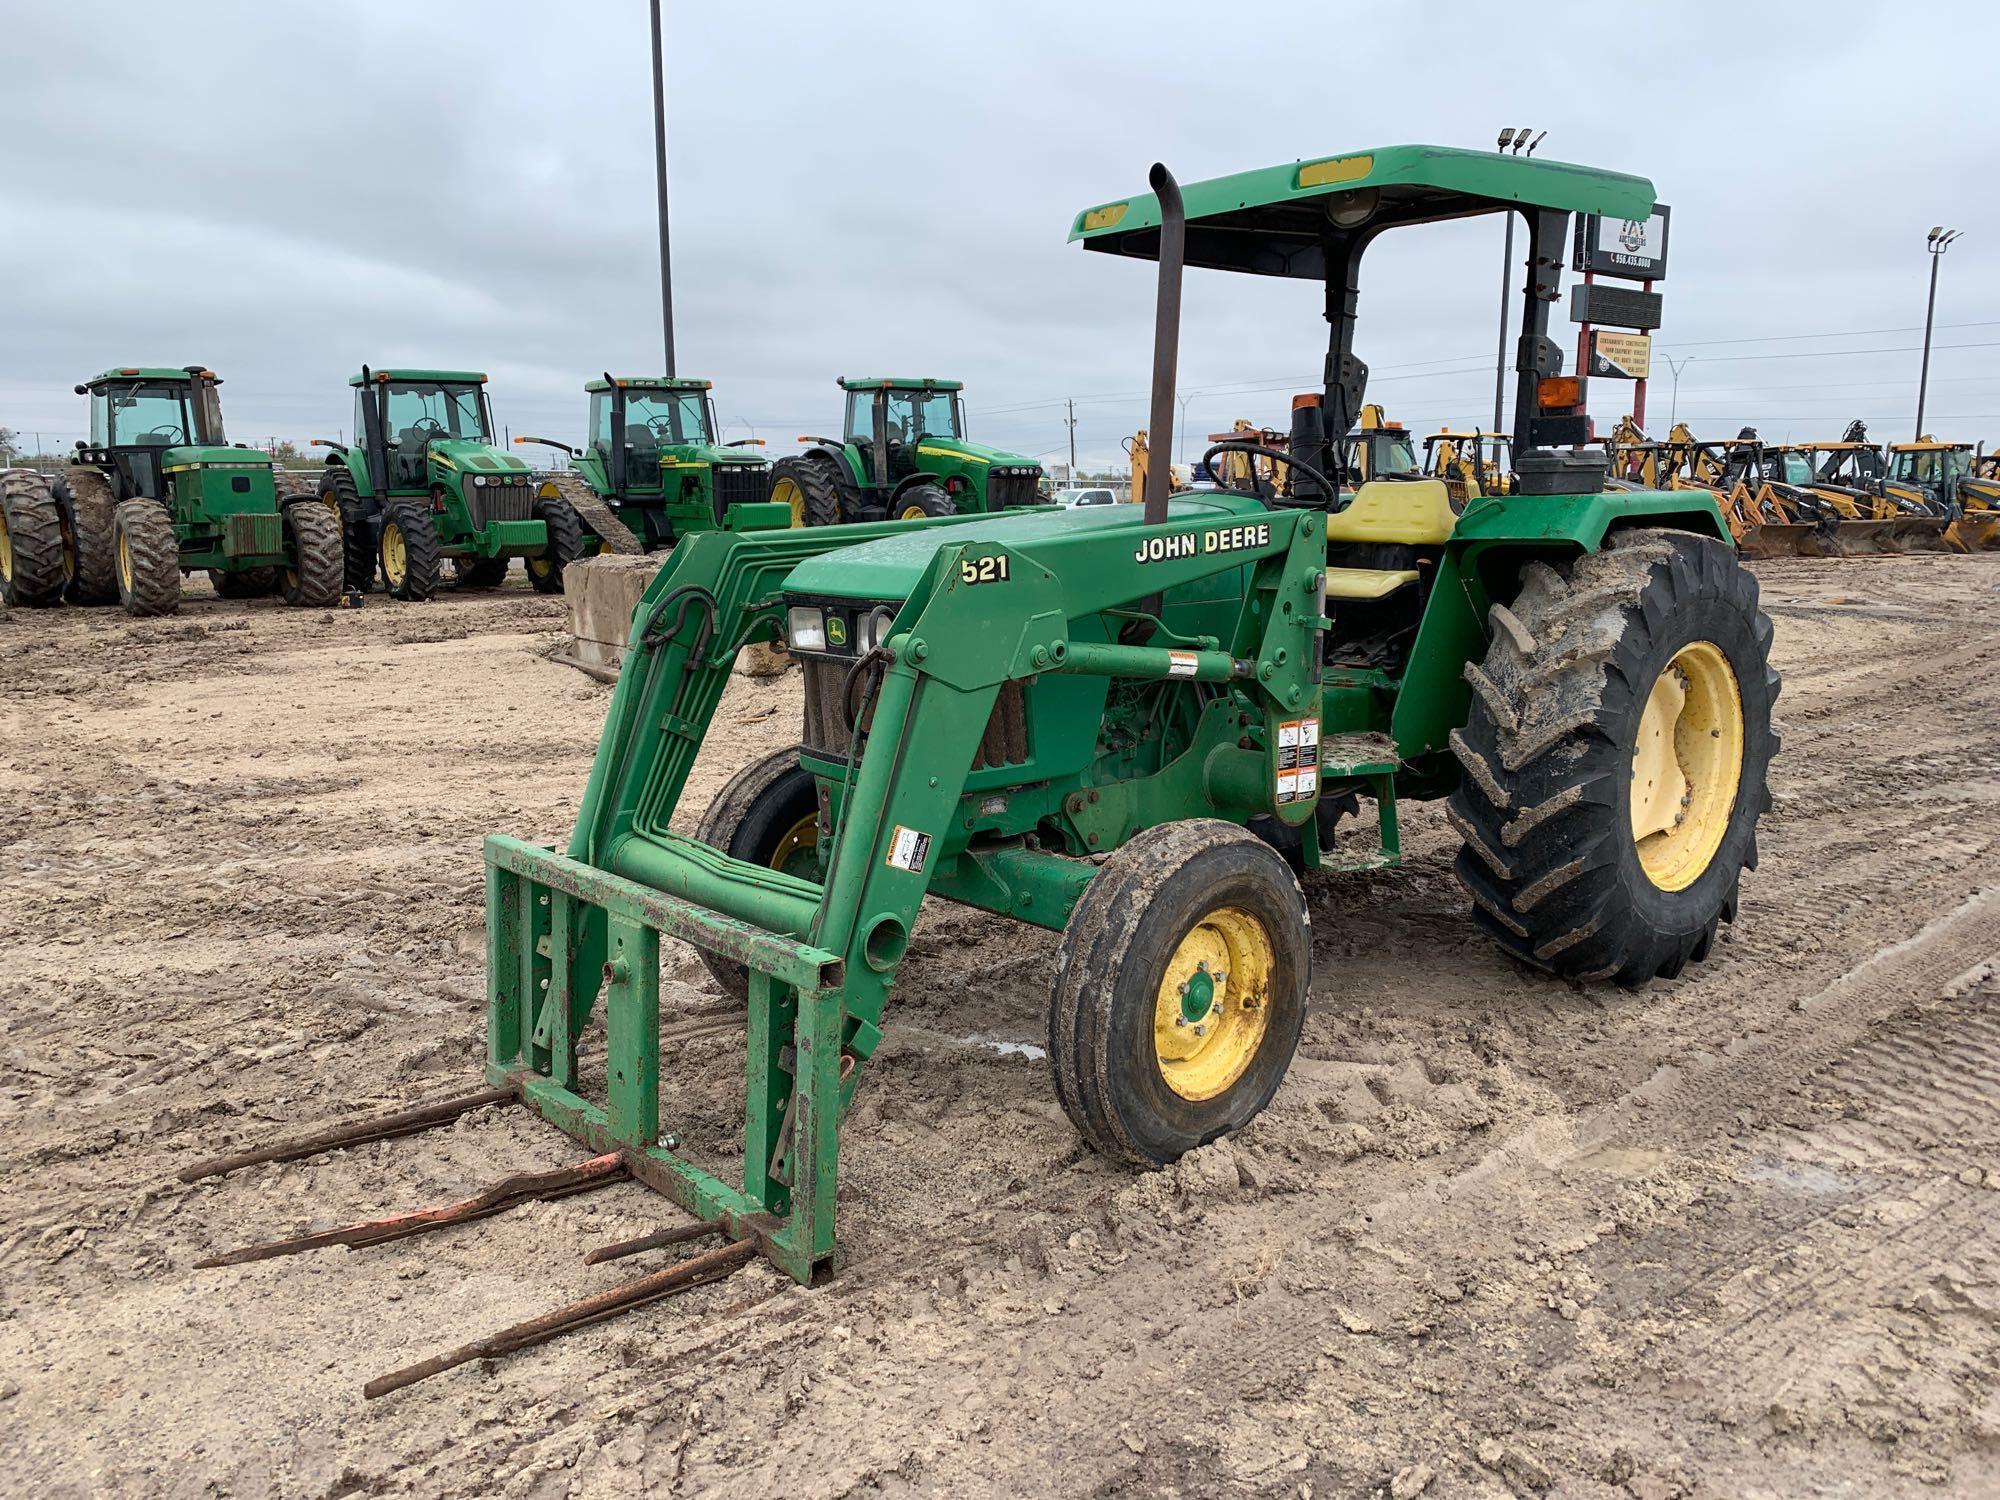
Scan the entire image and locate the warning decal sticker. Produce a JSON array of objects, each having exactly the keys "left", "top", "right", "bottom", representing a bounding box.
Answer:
[{"left": 886, "top": 825, "right": 932, "bottom": 874}]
